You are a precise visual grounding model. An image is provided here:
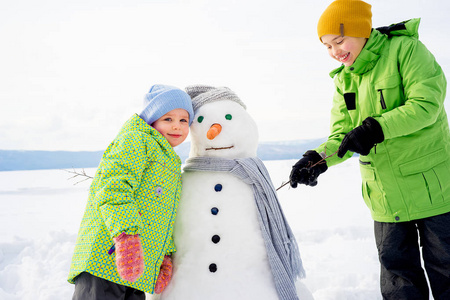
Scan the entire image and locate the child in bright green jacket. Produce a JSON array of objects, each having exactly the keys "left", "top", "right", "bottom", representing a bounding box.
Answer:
[
  {"left": 68, "top": 84, "right": 194, "bottom": 300},
  {"left": 289, "top": 0, "right": 450, "bottom": 299}
]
